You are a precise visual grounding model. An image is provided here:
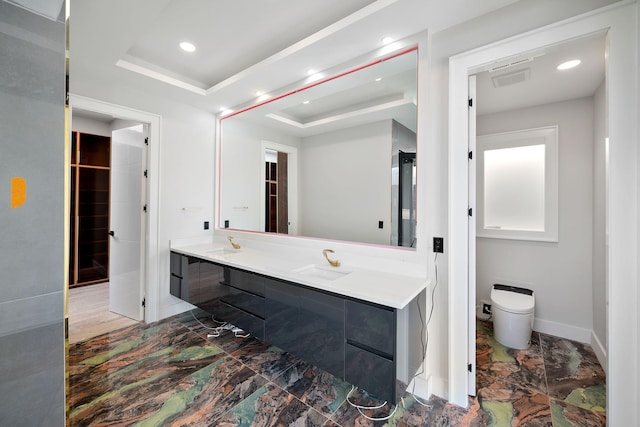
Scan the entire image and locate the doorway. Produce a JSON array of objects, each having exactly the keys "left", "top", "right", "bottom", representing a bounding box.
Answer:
[
  {"left": 448, "top": 6, "right": 638, "bottom": 423},
  {"left": 67, "top": 94, "right": 162, "bottom": 325},
  {"left": 68, "top": 111, "right": 147, "bottom": 327},
  {"left": 260, "top": 141, "right": 298, "bottom": 235},
  {"left": 469, "top": 33, "right": 608, "bottom": 408}
]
